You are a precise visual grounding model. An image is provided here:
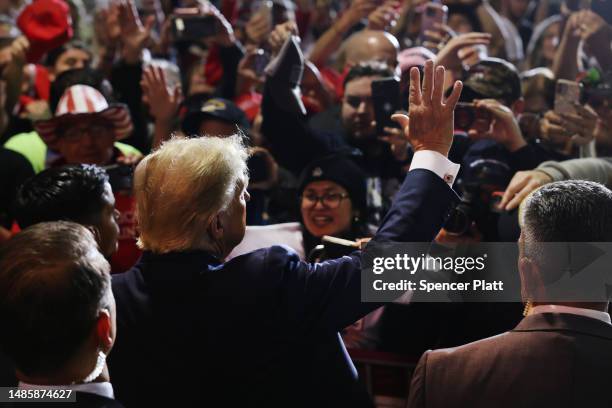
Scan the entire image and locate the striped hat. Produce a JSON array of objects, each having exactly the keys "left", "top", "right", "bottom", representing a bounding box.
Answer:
[{"left": 34, "top": 85, "right": 132, "bottom": 146}]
